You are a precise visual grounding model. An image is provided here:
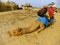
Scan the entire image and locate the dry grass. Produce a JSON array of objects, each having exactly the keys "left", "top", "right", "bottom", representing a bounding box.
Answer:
[
  {"left": 0, "top": 1, "right": 18, "bottom": 12},
  {"left": 0, "top": 8, "right": 60, "bottom": 45},
  {"left": 57, "top": 8, "right": 60, "bottom": 12}
]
